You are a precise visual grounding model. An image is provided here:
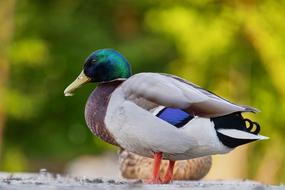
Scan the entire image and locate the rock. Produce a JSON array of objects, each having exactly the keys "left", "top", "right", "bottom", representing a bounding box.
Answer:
[{"left": 0, "top": 172, "right": 282, "bottom": 190}]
